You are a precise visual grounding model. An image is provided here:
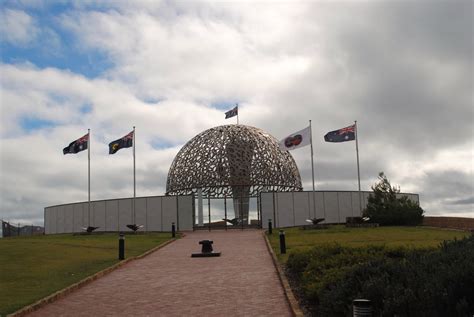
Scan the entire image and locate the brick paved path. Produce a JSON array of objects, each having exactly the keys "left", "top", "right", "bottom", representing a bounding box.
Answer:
[{"left": 29, "top": 230, "right": 292, "bottom": 317}]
